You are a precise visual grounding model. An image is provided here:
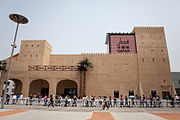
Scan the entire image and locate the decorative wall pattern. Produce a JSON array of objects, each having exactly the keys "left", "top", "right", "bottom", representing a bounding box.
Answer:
[{"left": 28, "top": 65, "right": 78, "bottom": 71}]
